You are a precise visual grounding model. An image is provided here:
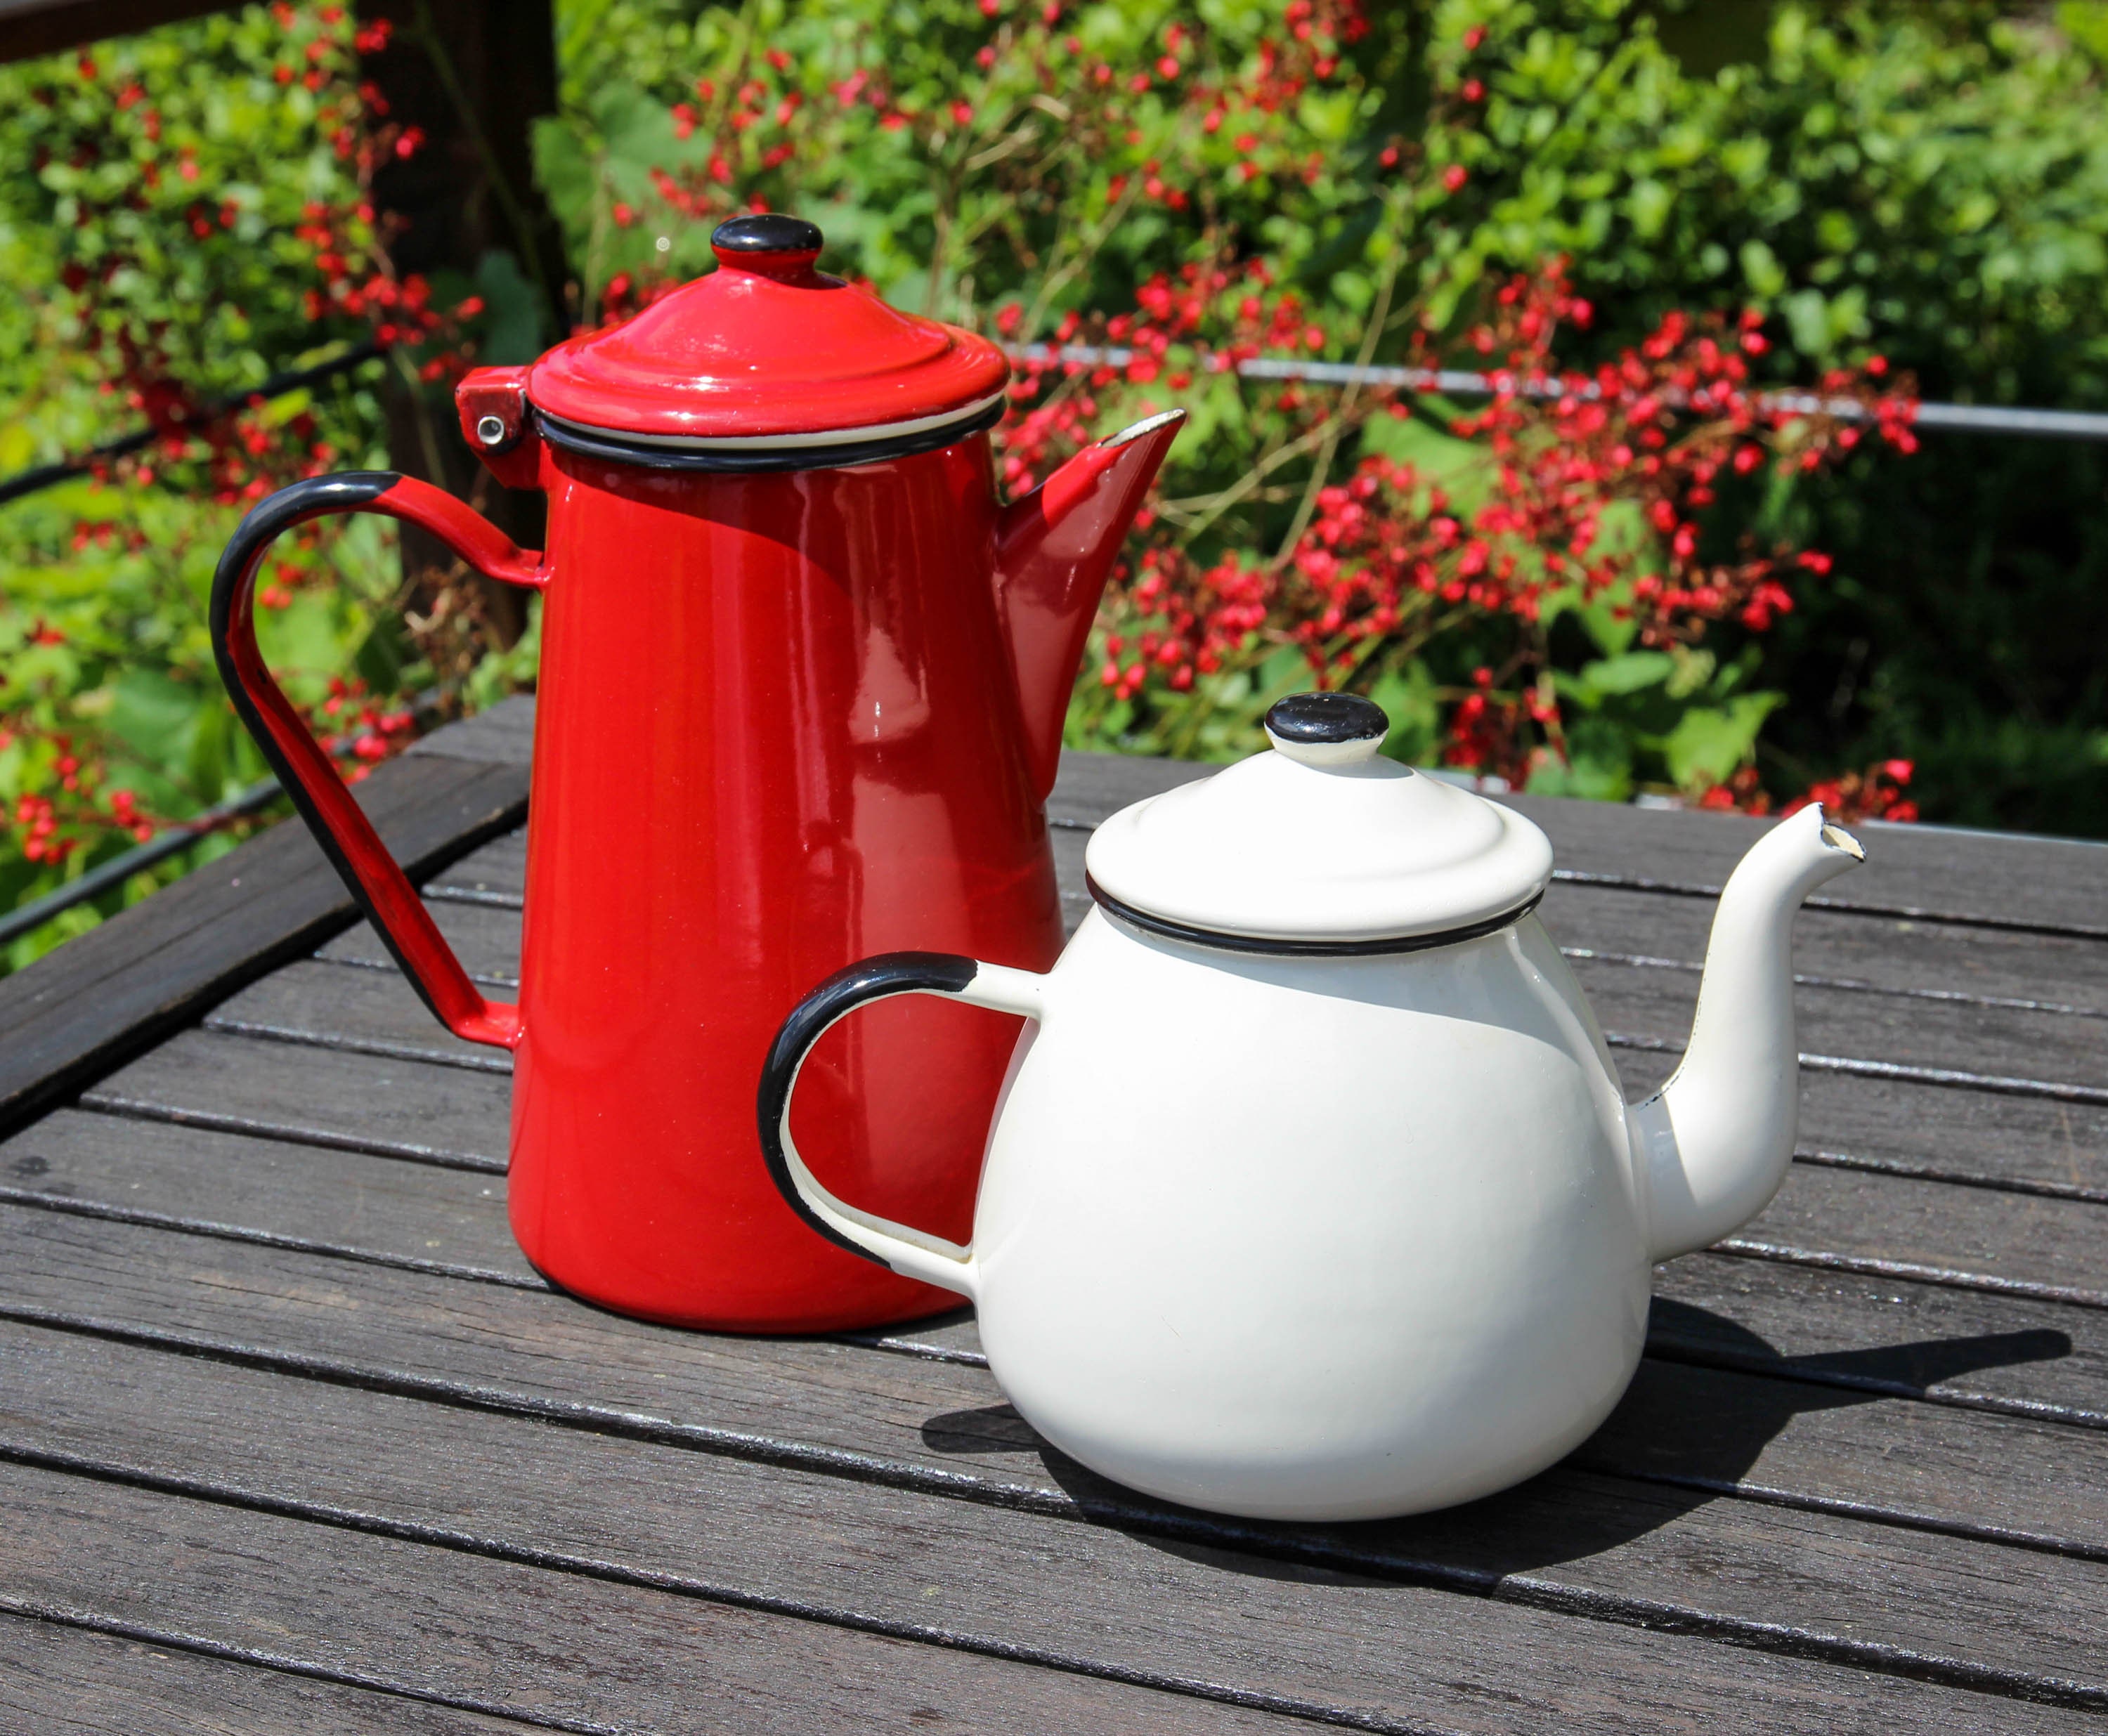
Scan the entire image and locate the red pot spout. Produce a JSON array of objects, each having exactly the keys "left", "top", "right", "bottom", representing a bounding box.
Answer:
[{"left": 994, "top": 409, "right": 1185, "bottom": 797}]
